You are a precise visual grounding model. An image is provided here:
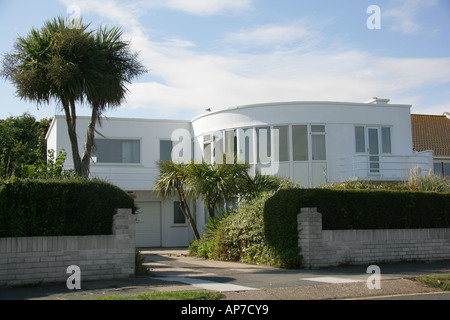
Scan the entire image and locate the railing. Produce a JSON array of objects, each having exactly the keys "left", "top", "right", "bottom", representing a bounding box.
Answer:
[{"left": 337, "top": 151, "right": 433, "bottom": 181}]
